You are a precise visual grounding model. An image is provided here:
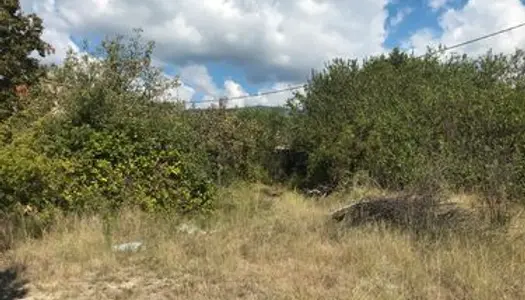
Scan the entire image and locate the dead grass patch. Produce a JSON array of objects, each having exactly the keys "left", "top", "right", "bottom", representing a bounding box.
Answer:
[{"left": 1, "top": 184, "right": 525, "bottom": 299}]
